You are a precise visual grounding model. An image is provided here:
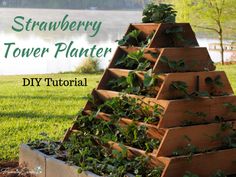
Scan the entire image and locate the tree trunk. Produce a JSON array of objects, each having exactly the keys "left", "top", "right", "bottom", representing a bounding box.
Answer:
[{"left": 218, "top": 25, "right": 224, "bottom": 65}]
